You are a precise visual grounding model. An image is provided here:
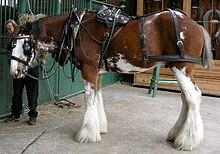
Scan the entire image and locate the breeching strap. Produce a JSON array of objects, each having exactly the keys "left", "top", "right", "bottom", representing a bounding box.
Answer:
[
  {"left": 142, "top": 9, "right": 201, "bottom": 64},
  {"left": 167, "top": 8, "right": 185, "bottom": 59}
]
